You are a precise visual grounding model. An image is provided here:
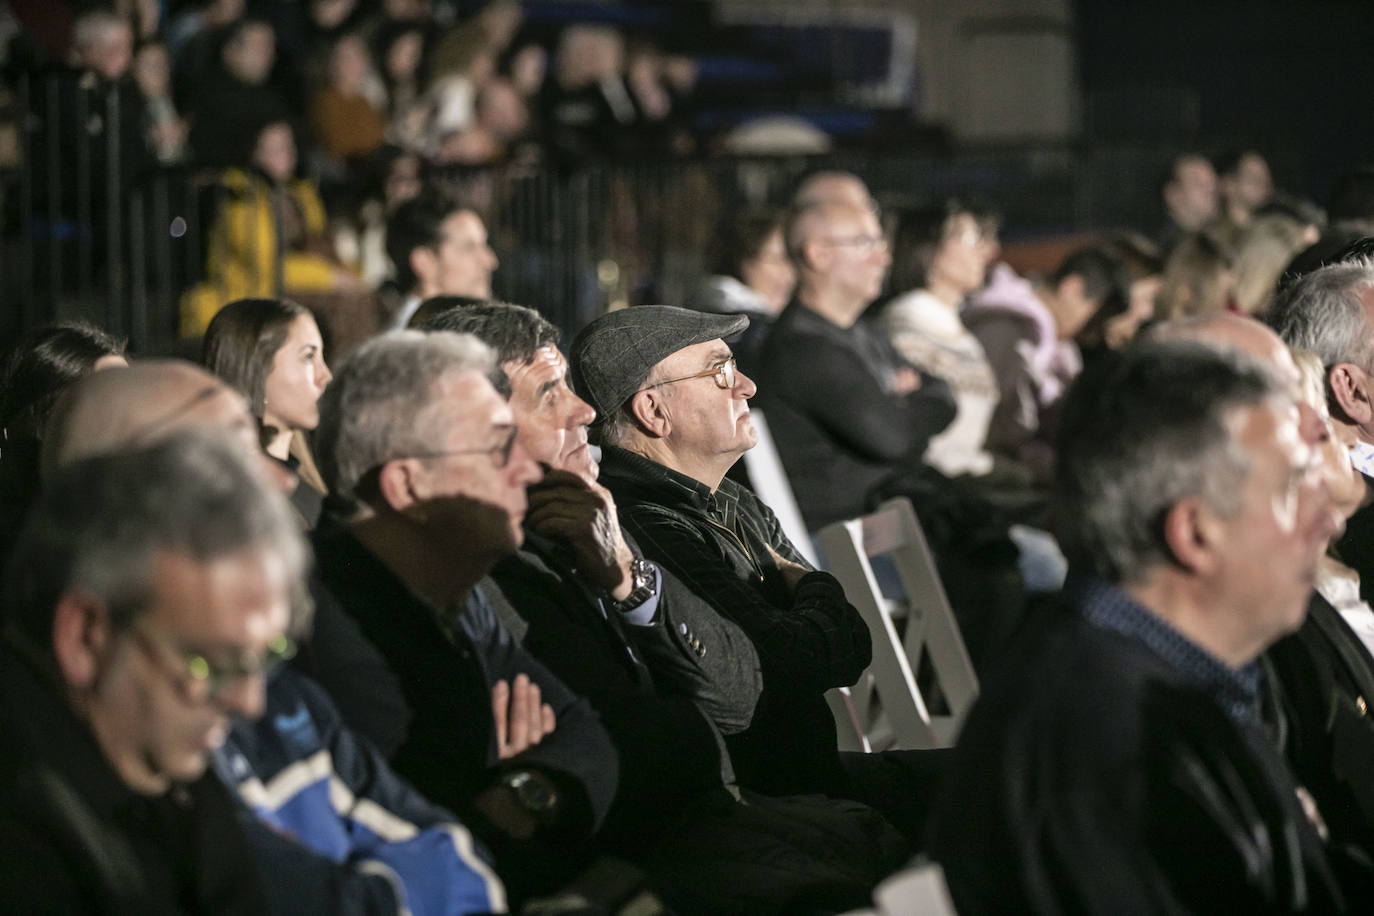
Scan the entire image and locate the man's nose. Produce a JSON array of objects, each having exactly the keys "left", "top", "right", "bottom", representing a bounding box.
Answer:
[
  {"left": 735, "top": 369, "right": 757, "bottom": 399},
  {"left": 1297, "top": 402, "right": 1326, "bottom": 446},
  {"left": 216, "top": 673, "right": 267, "bottom": 721},
  {"left": 568, "top": 392, "right": 596, "bottom": 428}
]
